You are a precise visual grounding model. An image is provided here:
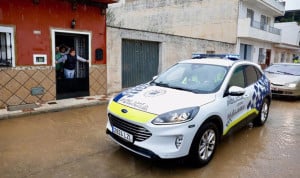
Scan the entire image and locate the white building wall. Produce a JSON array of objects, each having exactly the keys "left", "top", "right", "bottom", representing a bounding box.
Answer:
[
  {"left": 275, "top": 22, "right": 300, "bottom": 46},
  {"left": 107, "top": 27, "right": 235, "bottom": 93},
  {"left": 107, "top": 0, "right": 240, "bottom": 44},
  {"left": 237, "top": 0, "right": 286, "bottom": 65},
  {"left": 238, "top": 38, "right": 273, "bottom": 63}
]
